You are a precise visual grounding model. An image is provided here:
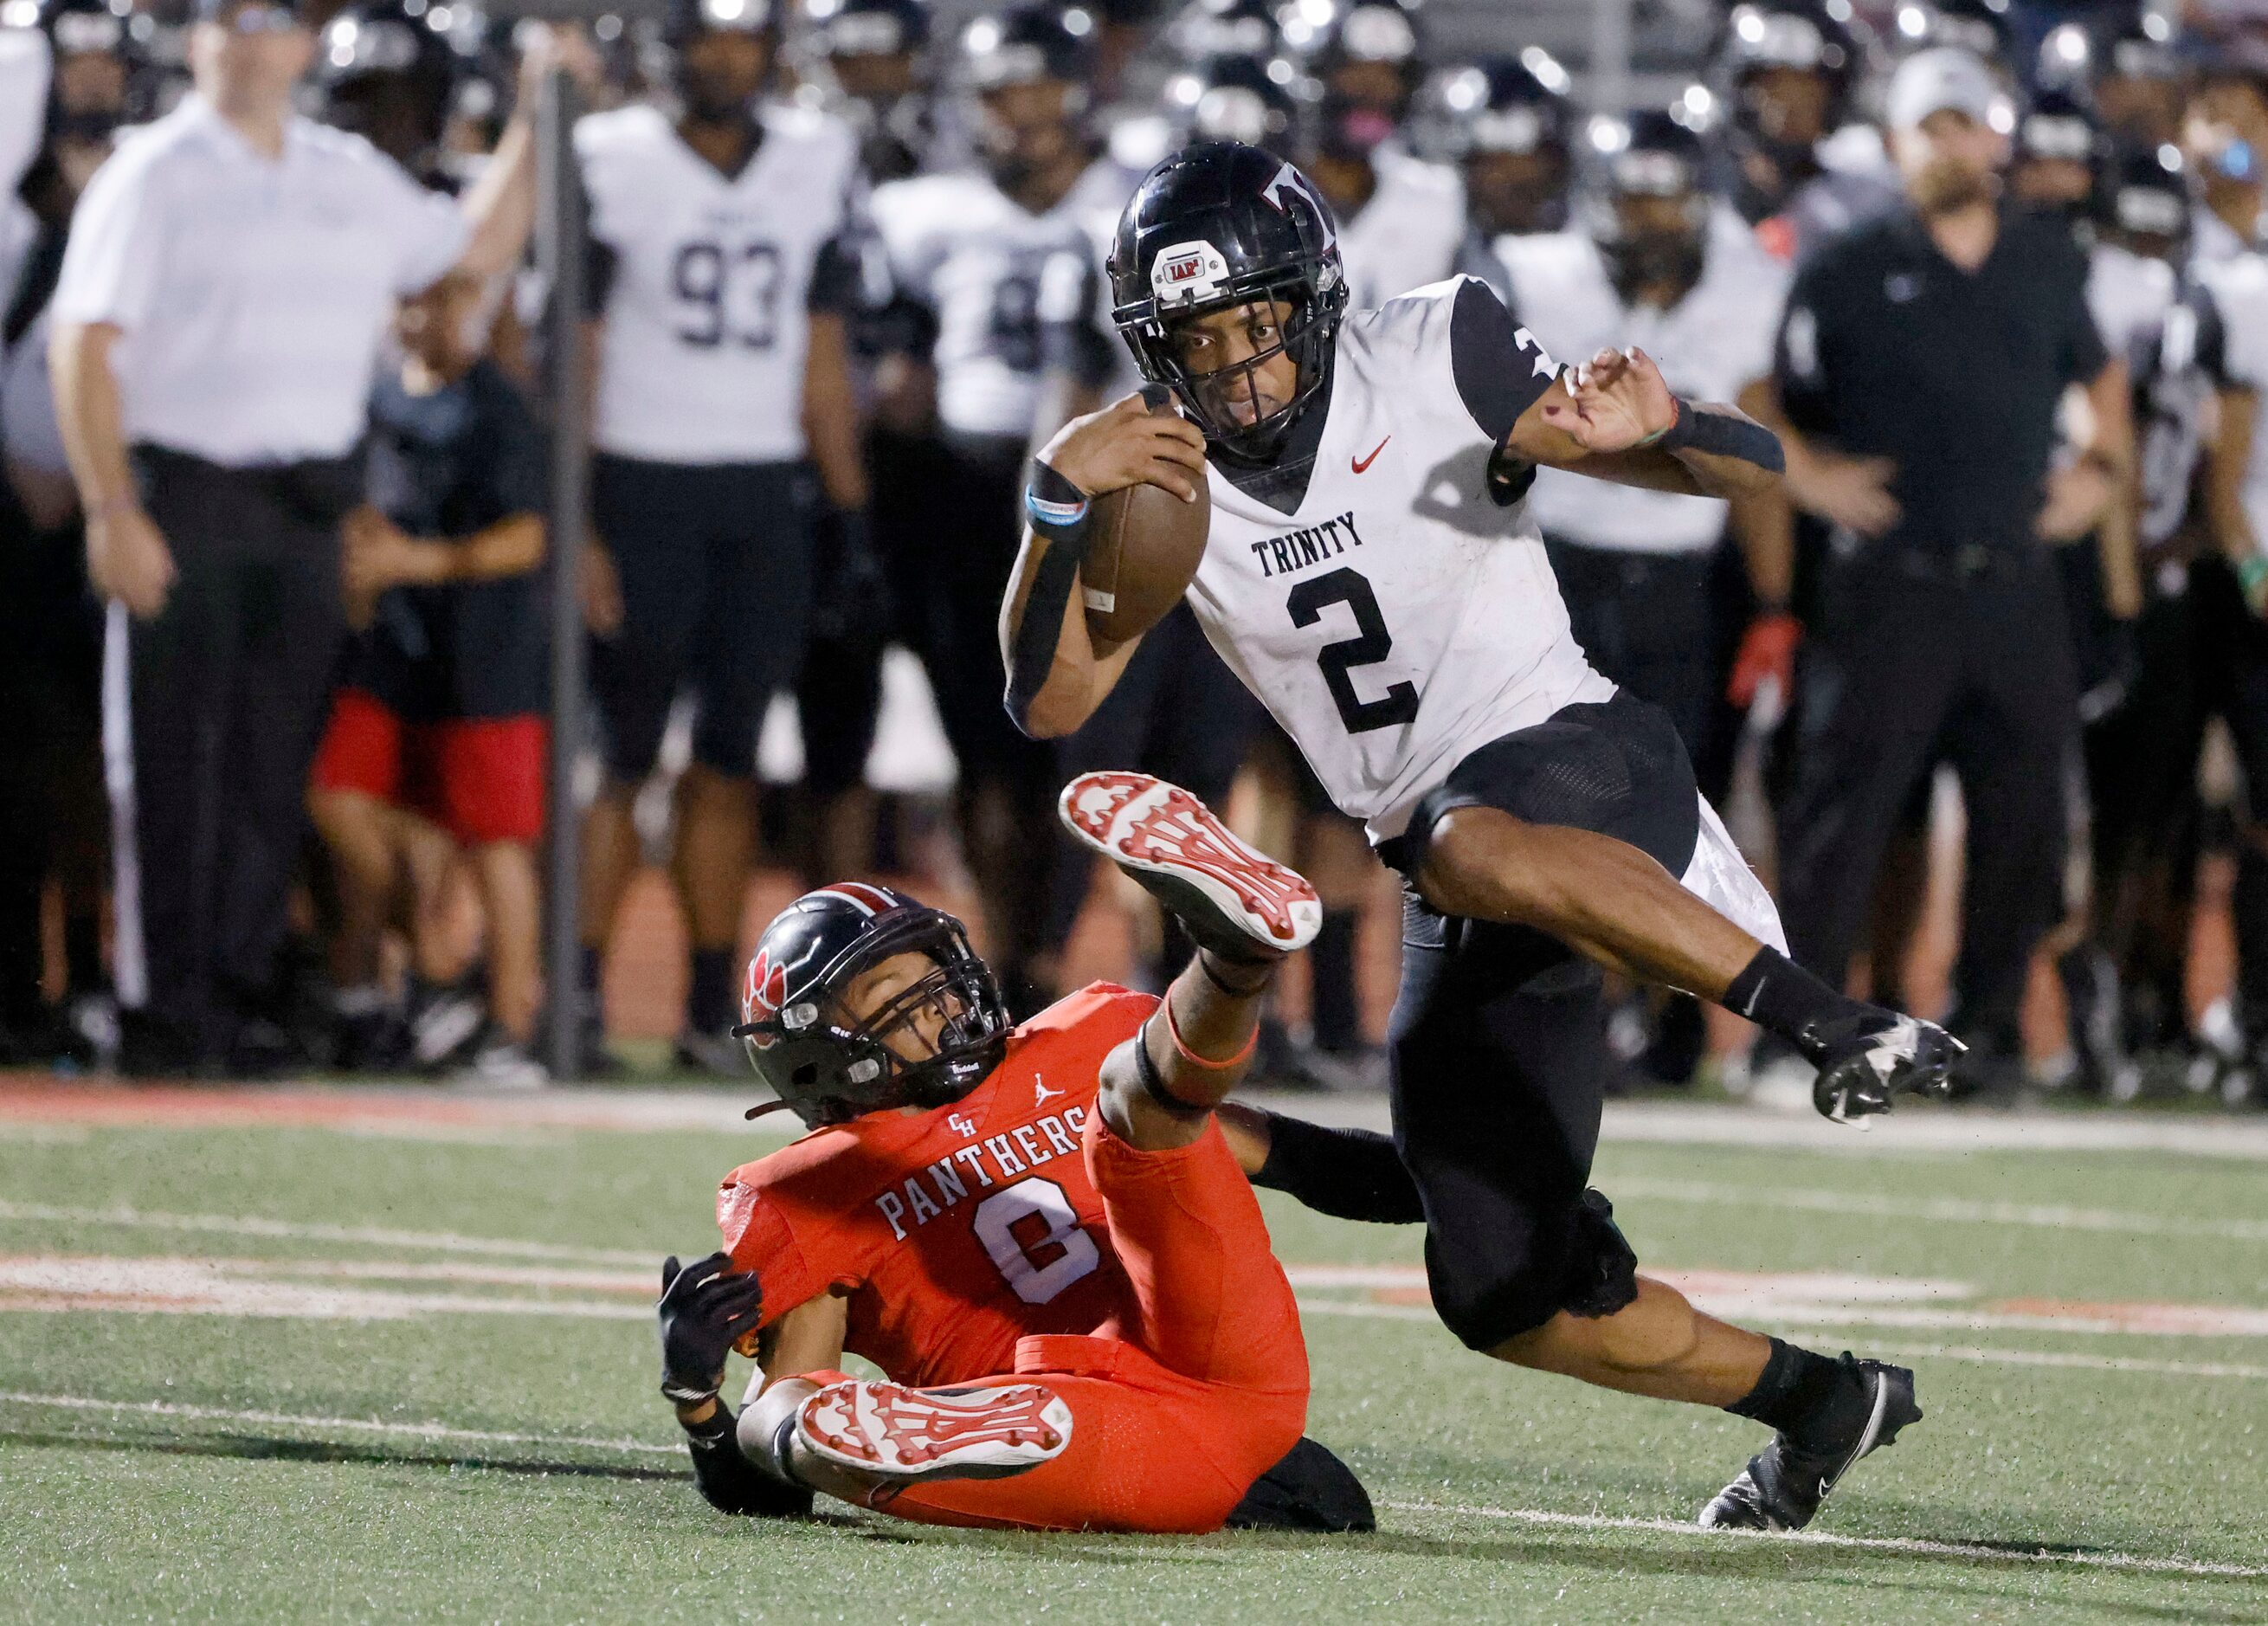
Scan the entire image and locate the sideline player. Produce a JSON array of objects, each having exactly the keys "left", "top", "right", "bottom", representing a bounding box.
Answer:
[
  {"left": 654, "top": 782, "right": 1376, "bottom": 1532},
  {"left": 573, "top": 0, "right": 872, "bottom": 1072},
  {"left": 1000, "top": 141, "right": 1956, "bottom": 1531}
]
